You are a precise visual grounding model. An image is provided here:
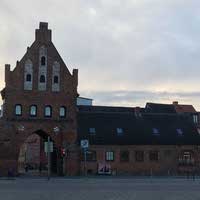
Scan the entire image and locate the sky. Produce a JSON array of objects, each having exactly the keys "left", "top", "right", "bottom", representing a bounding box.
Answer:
[{"left": 1, "top": 0, "right": 200, "bottom": 109}]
